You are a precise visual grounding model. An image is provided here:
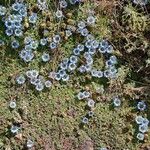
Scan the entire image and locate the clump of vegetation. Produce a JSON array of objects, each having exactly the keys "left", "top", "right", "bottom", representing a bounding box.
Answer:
[{"left": 0, "top": 0, "right": 150, "bottom": 150}]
